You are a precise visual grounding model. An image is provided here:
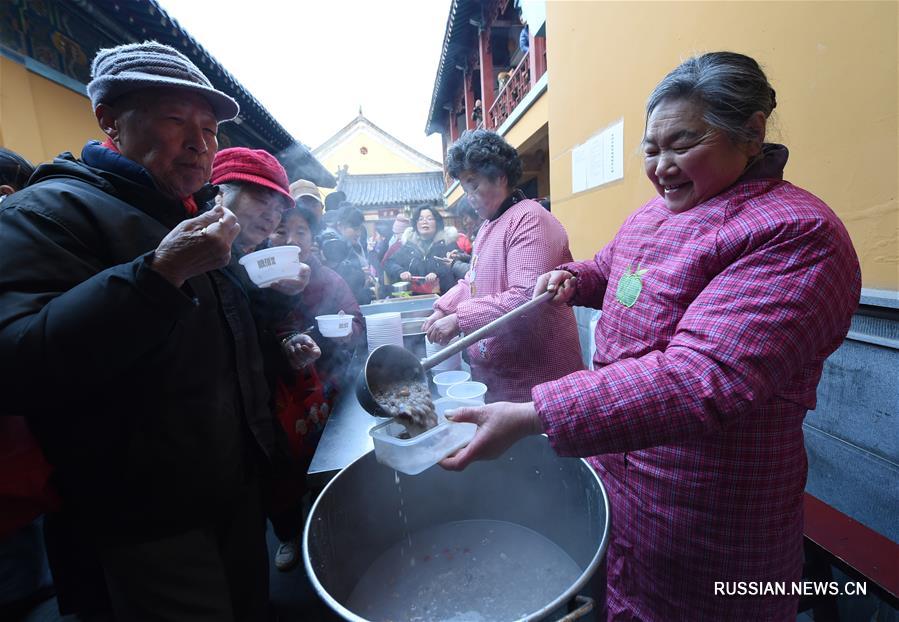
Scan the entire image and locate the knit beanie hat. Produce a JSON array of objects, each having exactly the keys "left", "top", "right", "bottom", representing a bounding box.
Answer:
[
  {"left": 87, "top": 41, "right": 239, "bottom": 121},
  {"left": 211, "top": 148, "right": 293, "bottom": 208}
]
